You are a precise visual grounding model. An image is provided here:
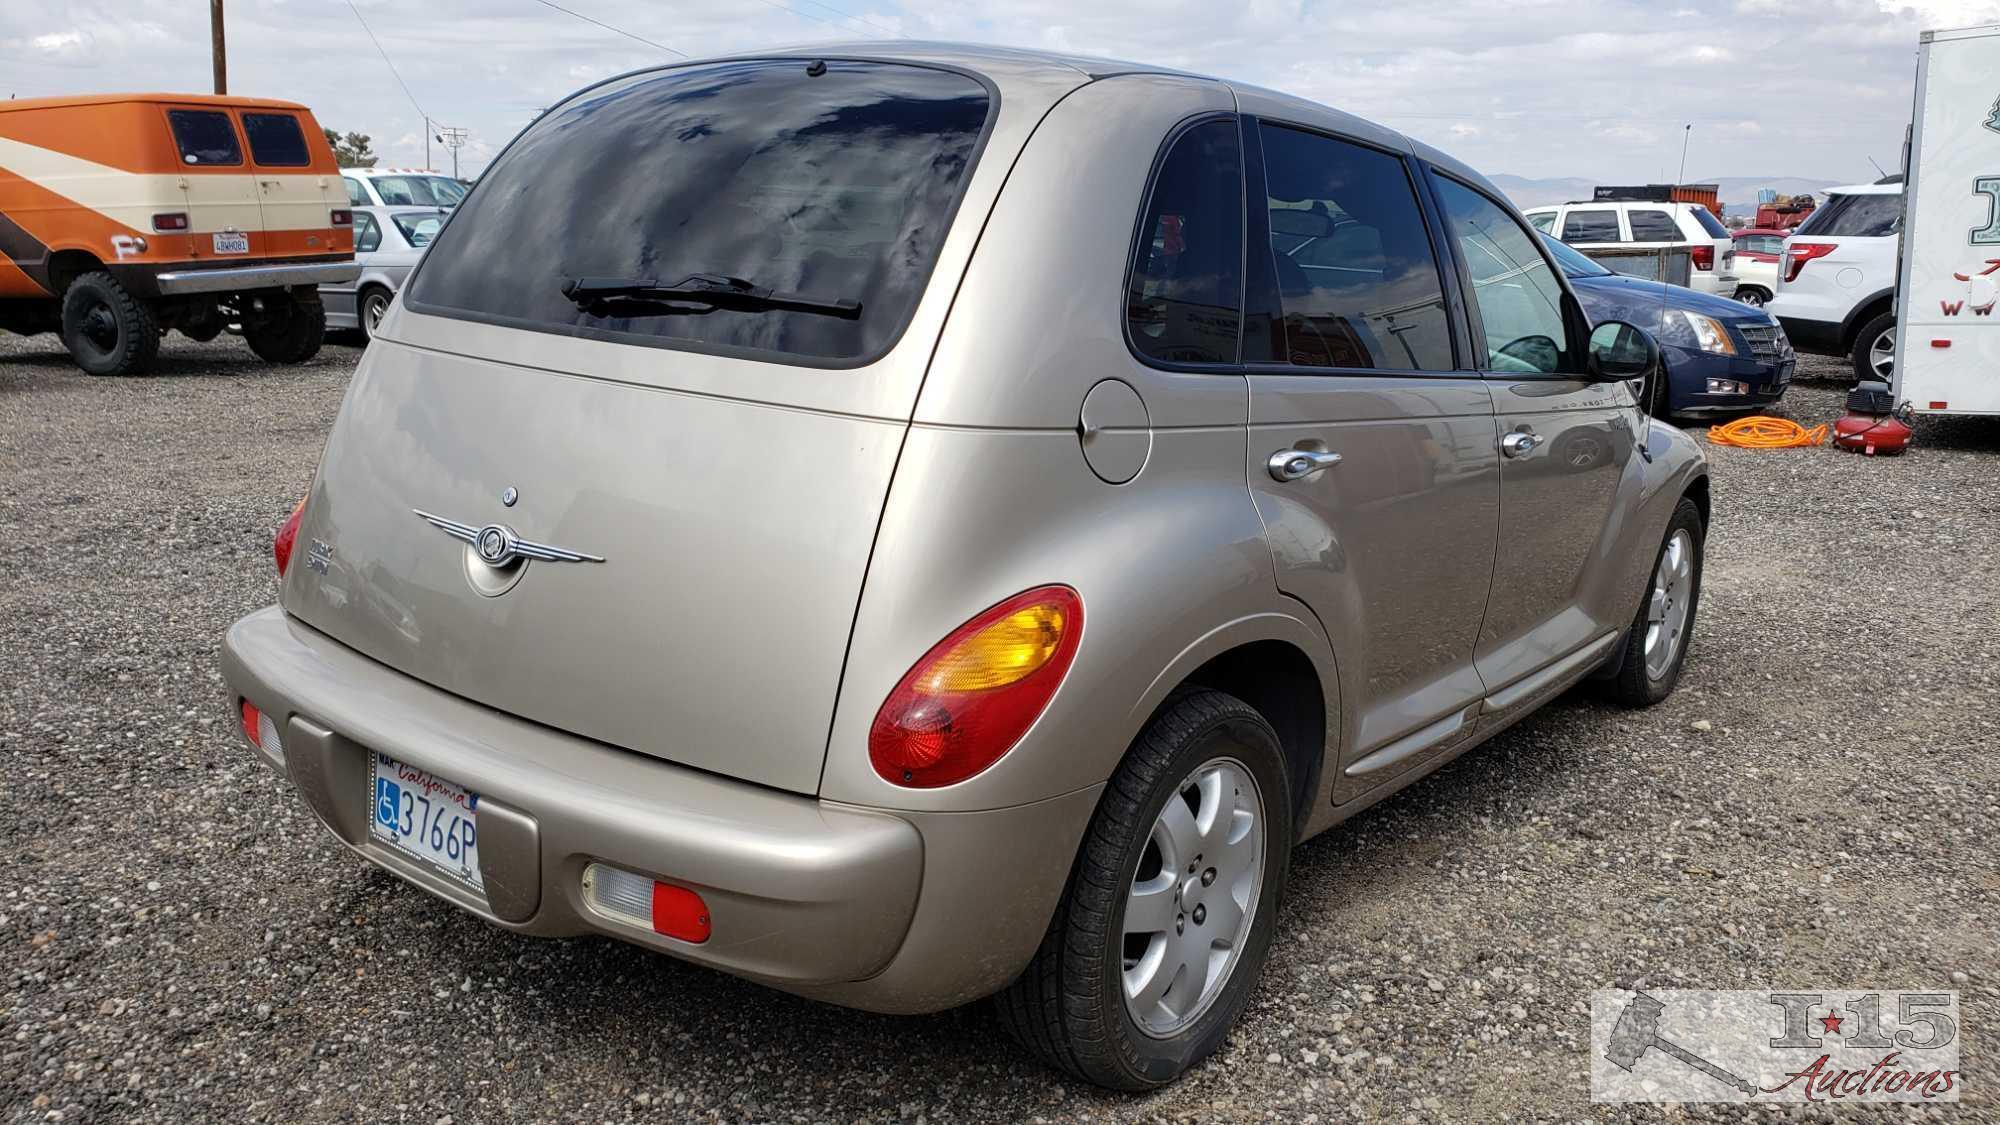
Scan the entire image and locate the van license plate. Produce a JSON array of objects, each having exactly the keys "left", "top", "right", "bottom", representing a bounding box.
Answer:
[
  {"left": 369, "top": 753, "right": 483, "bottom": 891},
  {"left": 212, "top": 232, "right": 249, "bottom": 255}
]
